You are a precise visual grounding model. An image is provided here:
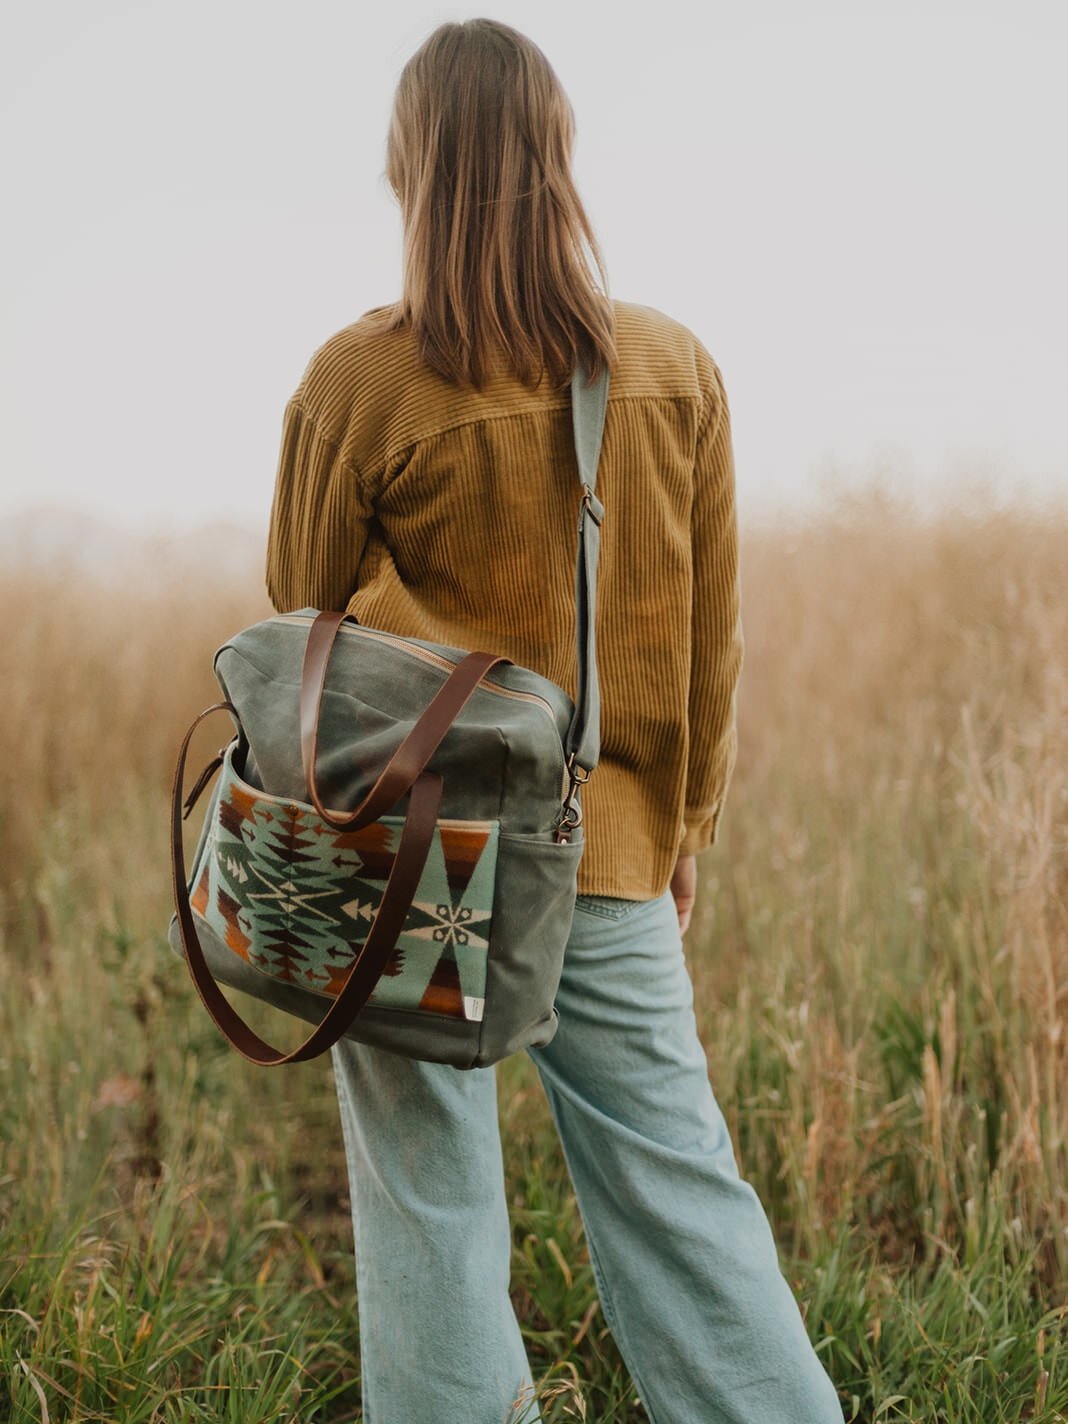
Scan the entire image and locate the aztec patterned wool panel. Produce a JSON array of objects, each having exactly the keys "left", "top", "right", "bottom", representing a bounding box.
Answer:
[{"left": 191, "top": 754, "right": 498, "bottom": 1024}]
